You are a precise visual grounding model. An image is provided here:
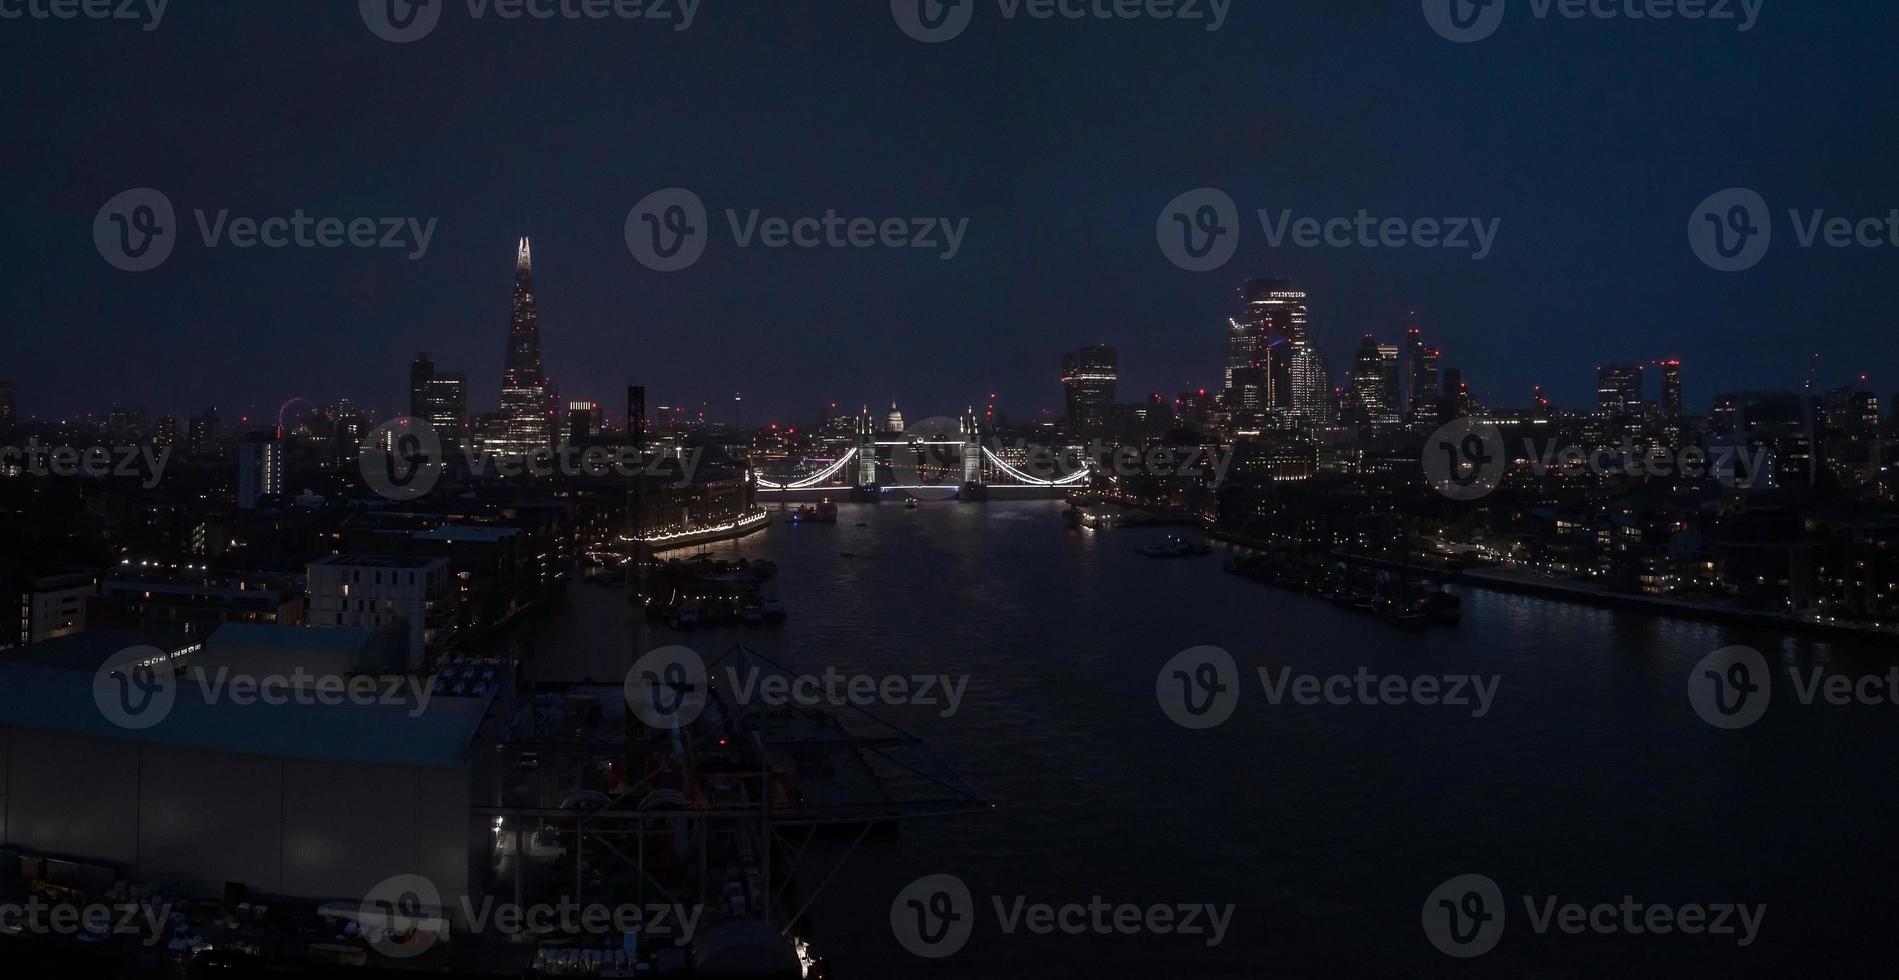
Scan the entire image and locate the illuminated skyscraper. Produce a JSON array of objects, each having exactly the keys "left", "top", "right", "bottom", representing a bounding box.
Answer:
[
  {"left": 1062, "top": 345, "right": 1119, "bottom": 435},
  {"left": 237, "top": 433, "right": 283, "bottom": 510},
  {"left": 411, "top": 353, "right": 468, "bottom": 450},
  {"left": 1597, "top": 363, "right": 1645, "bottom": 419},
  {"left": 1226, "top": 279, "right": 1308, "bottom": 415},
  {"left": 1287, "top": 341, "right": 1333, "bottom": 425},
  {"left": 1350, "top": 337, "right": 1401, "bottom": 428},
  {"left": 1405, "top": 323, "right": 1440, "bottom": 426},
  {"left": 497, "top": 238, "right": 552, "bottom": 456},
  {"left": 1660, "top": 360, "right": 1683, "bottom": 422}
]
